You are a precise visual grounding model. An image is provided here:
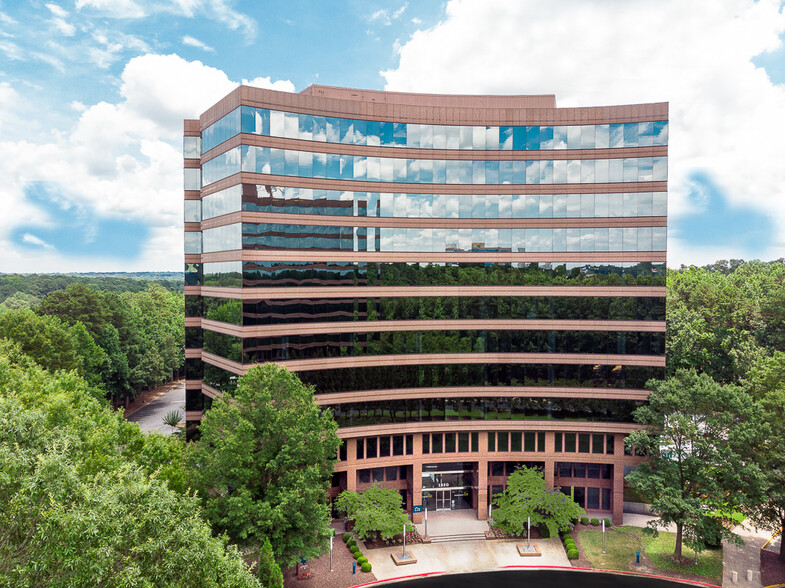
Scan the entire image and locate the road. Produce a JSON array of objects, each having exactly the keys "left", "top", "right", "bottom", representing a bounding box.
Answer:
[{"left": 126, "top": 380, "right": 185, "bottom": 435}]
